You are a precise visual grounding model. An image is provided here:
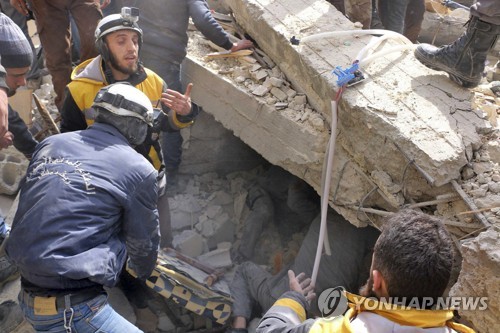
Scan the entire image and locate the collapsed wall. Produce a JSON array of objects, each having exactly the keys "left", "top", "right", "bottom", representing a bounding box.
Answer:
[
  {"left": 186, "top": 0, "right": 493, "bottom": 227},
  {"left": 183, "top": 1, "right": 498, "bottom": 331}
]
